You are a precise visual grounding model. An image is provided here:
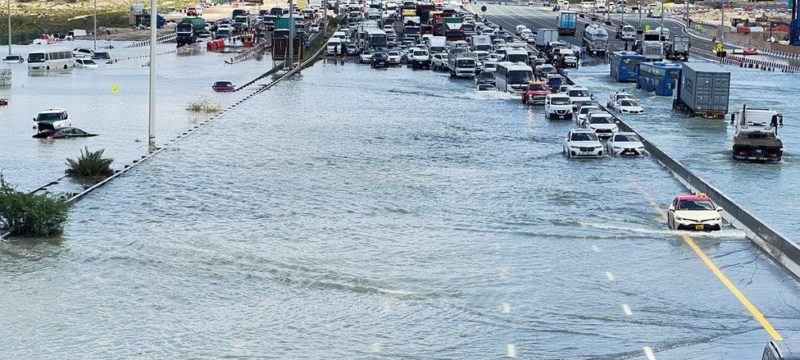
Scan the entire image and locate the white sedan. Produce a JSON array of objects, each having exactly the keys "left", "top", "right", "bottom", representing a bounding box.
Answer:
[
  {"left": 668, "top": 194, "right": 723, "bottom": 231},
  {"left": 582, "top": 112, "right": 618, "bottom": 140},
  {"left": 576, "top": 105, "right": 599, "bottom": 124},
  {"left": 386, "top": 50, "right": 402, "bottom": 65},
  {"left": 606, "top": 132, "right": 646, "bottom": 156},
  {"left": 610, "top": 98, "right": 645, "bottom": 114},
  {"left": 563, "top": 128, "right": 604, "bottom": 159}
]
